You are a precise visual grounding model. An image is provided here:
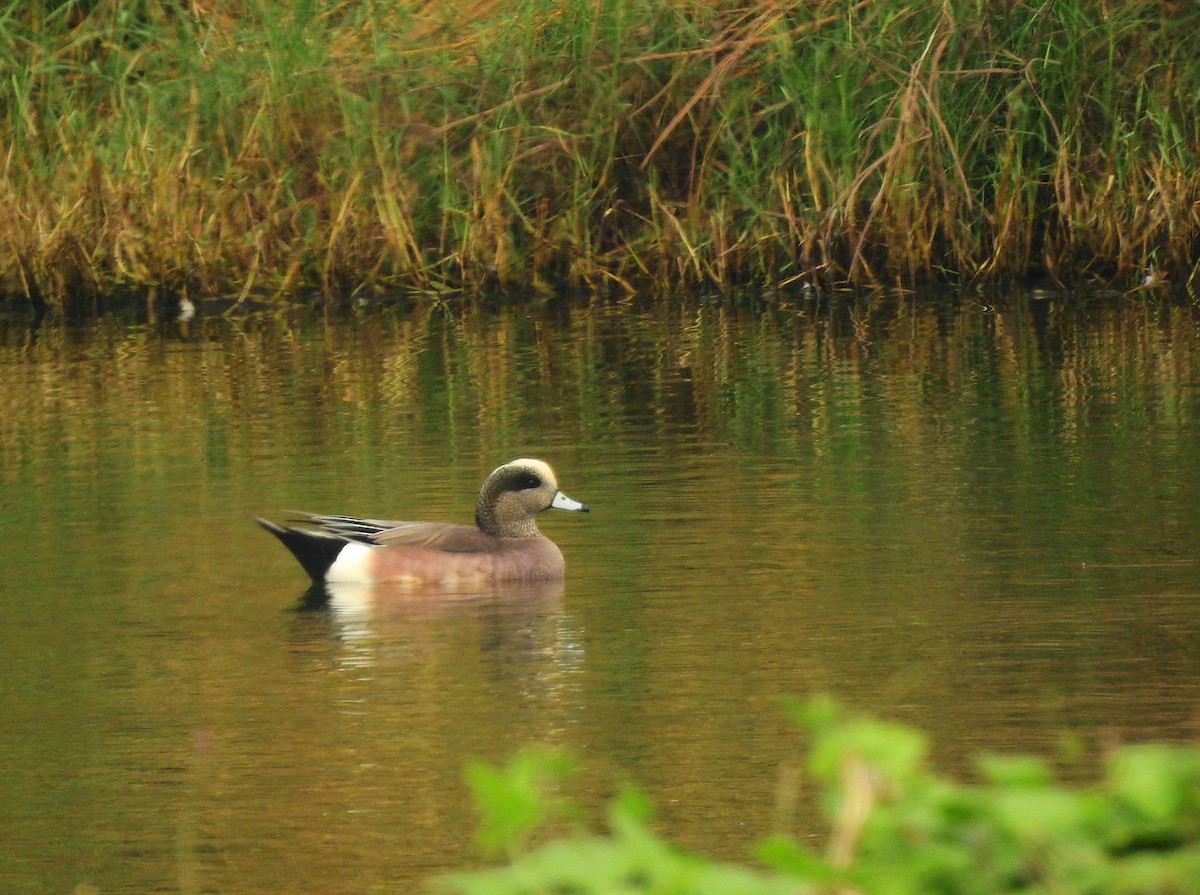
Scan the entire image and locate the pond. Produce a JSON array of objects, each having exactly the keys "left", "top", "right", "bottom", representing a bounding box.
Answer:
[{"left": 1, "top": 291, "right": 1198, "bottom": 894}]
